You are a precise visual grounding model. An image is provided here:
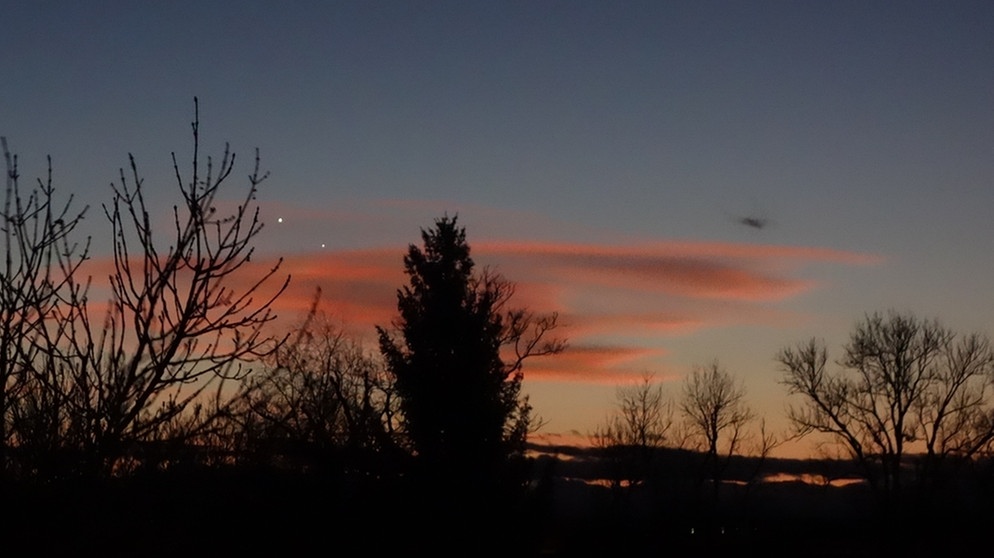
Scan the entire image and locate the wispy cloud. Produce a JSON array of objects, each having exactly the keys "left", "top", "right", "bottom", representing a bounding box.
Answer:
[
  {"left": 80, "top": 200, "right": 881, "bottom": 384},
  {"left": 262, "top": 238, "right": 877, "bottom": 383},
  {"left": 521, "top": 343, "right": 671, "bottom": 384},
  {"left": 477, "top": 240, "right": 878, "bottom": 301}
]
